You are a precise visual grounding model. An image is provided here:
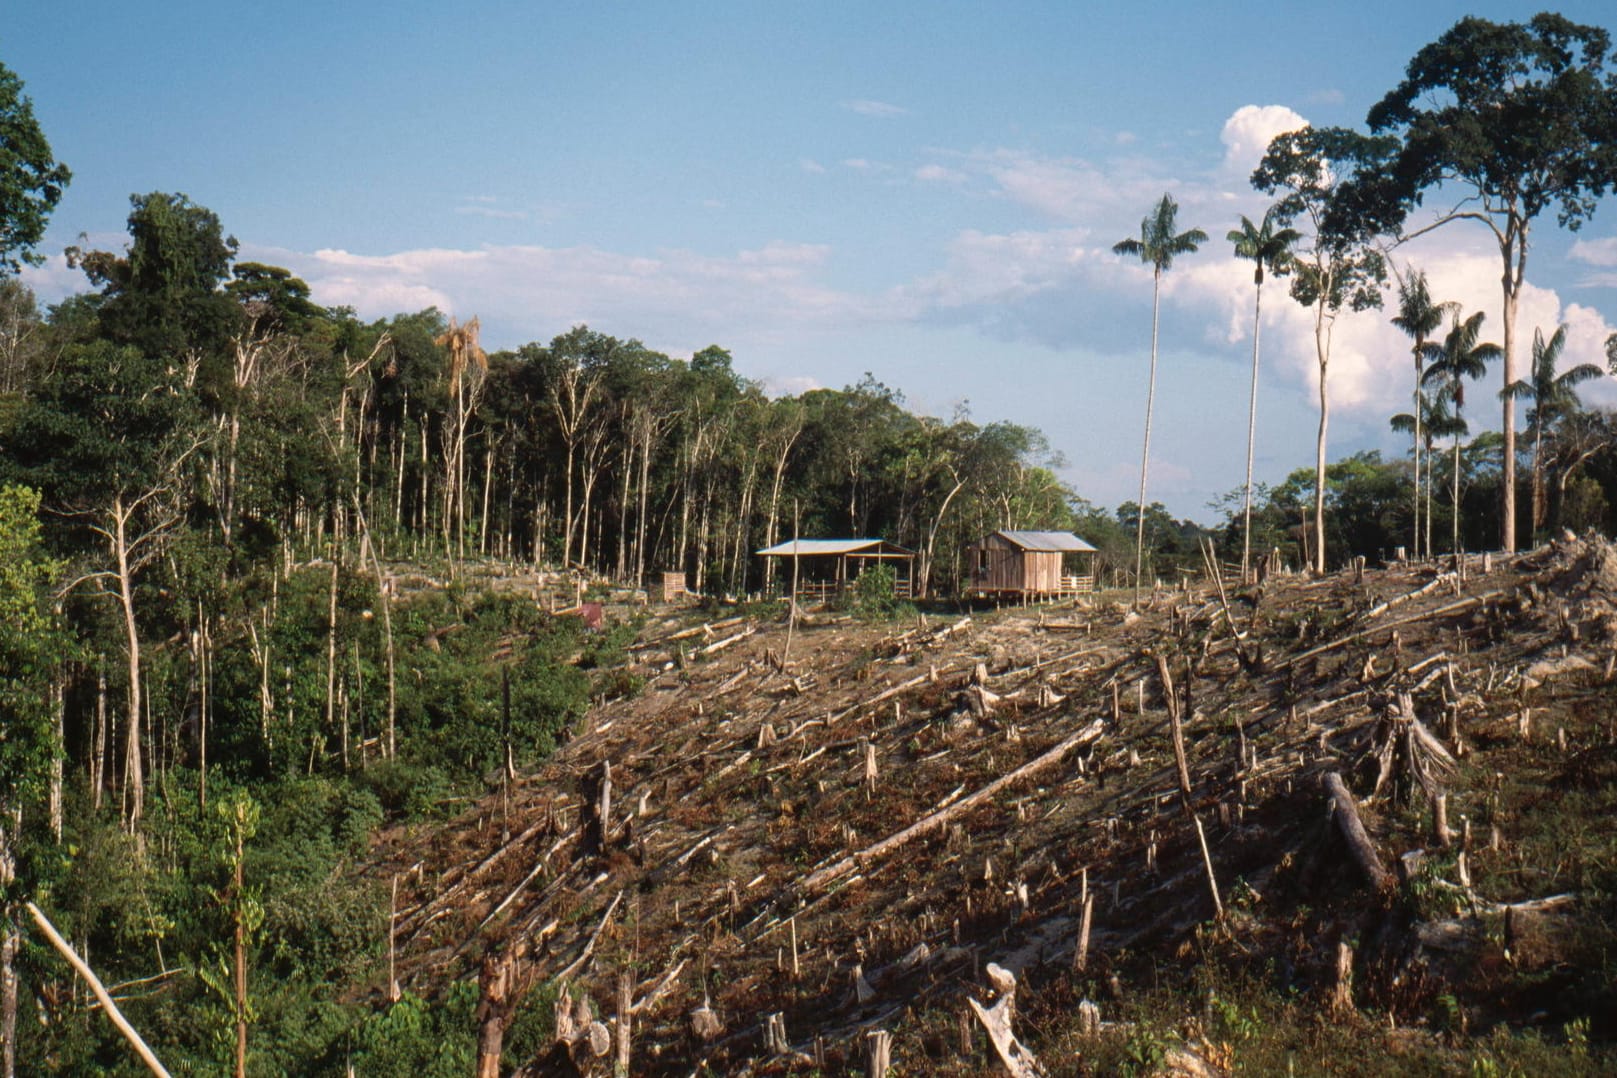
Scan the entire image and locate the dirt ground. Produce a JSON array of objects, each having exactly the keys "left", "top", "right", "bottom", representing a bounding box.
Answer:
[{"left": 369, "top": 534, "right": 1617, "bottom": 1075}]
